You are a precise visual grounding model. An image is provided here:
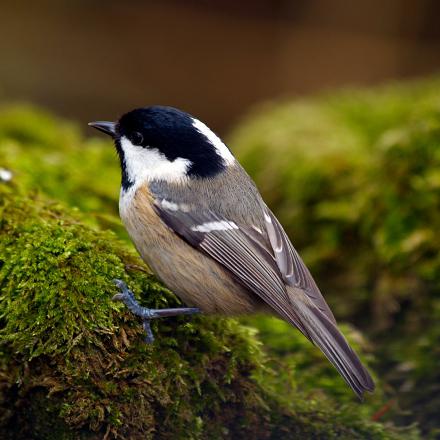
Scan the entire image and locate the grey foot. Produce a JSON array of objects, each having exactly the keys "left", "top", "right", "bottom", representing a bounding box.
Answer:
[{"left": 112, "top": 279, "right": 200, "bottom": 343}]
